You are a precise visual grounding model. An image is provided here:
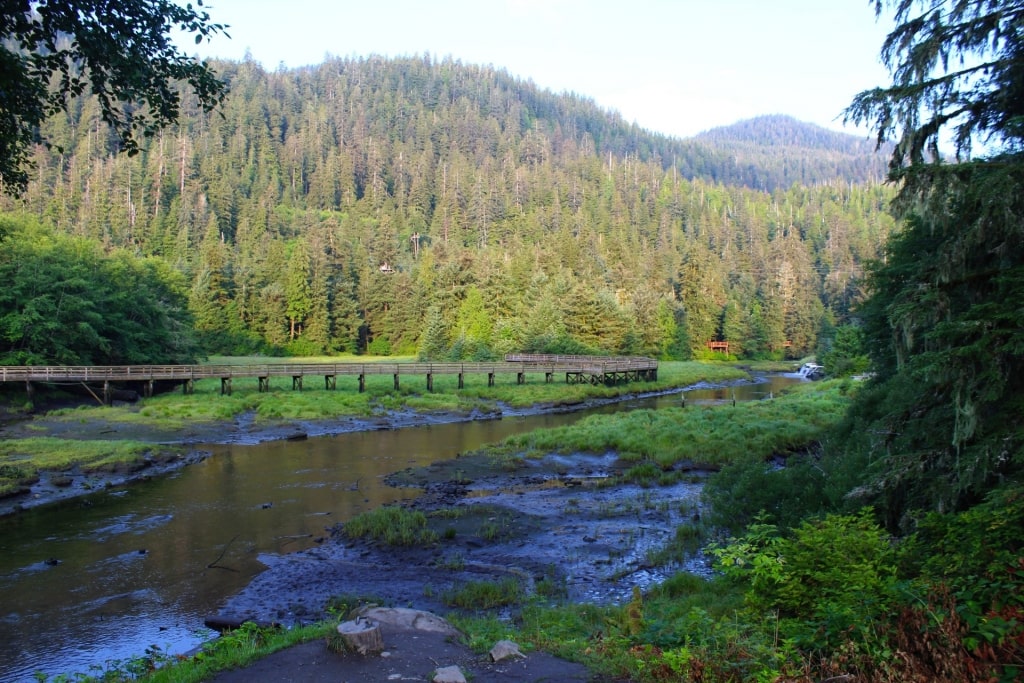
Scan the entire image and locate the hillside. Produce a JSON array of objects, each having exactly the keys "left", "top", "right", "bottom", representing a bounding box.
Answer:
[
  {"left": 1, "top": 55, "right": 896, "bottom": 363},
  {"left": 684, "top": 114, "right": 890, "bottom": 190}
]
